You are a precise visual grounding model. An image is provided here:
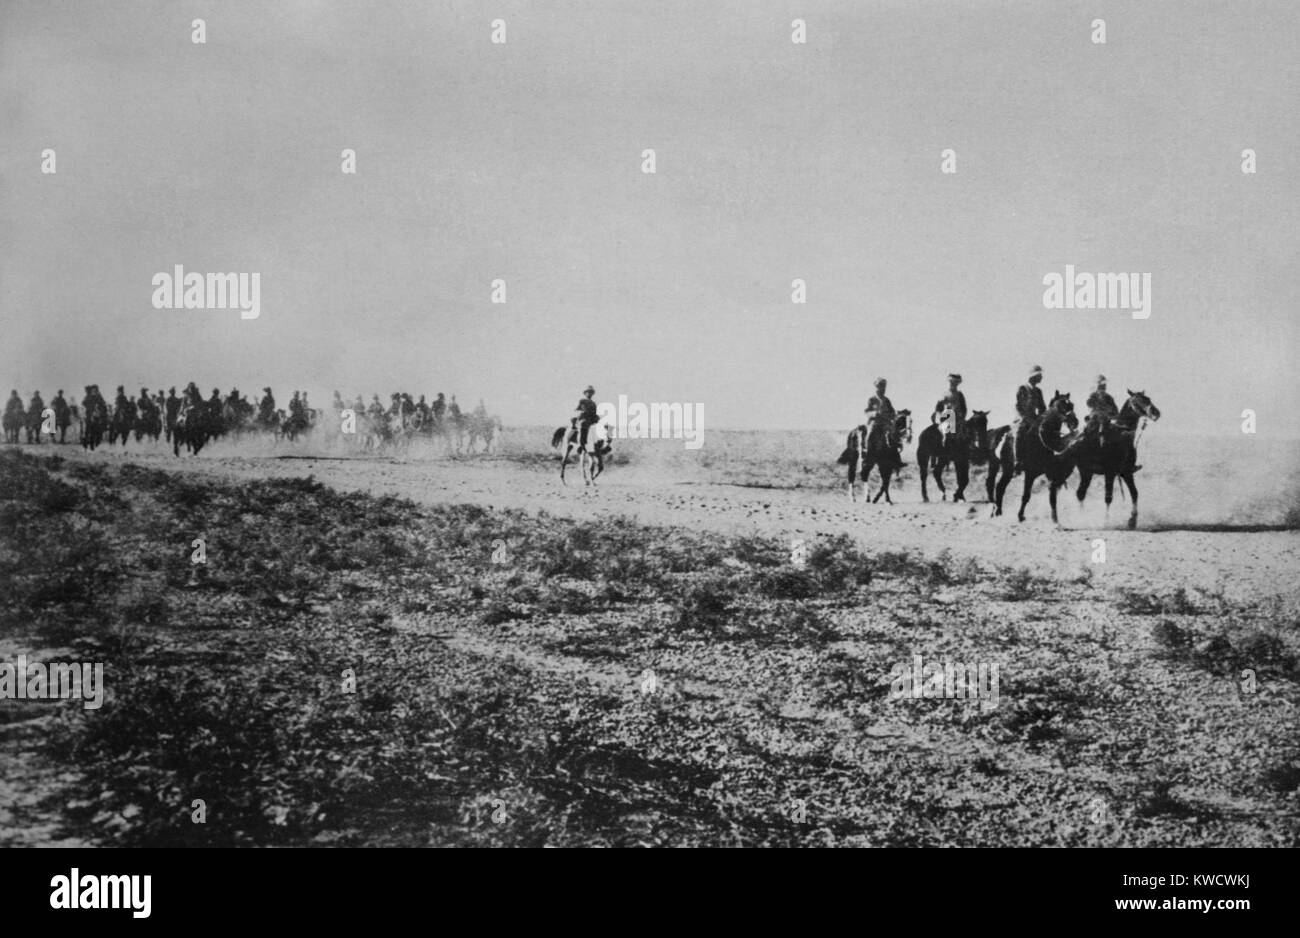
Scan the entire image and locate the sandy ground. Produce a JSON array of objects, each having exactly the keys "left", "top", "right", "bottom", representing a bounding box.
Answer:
[{"left": 54, "top": 444, "right": 1300, "bottom": 611}]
